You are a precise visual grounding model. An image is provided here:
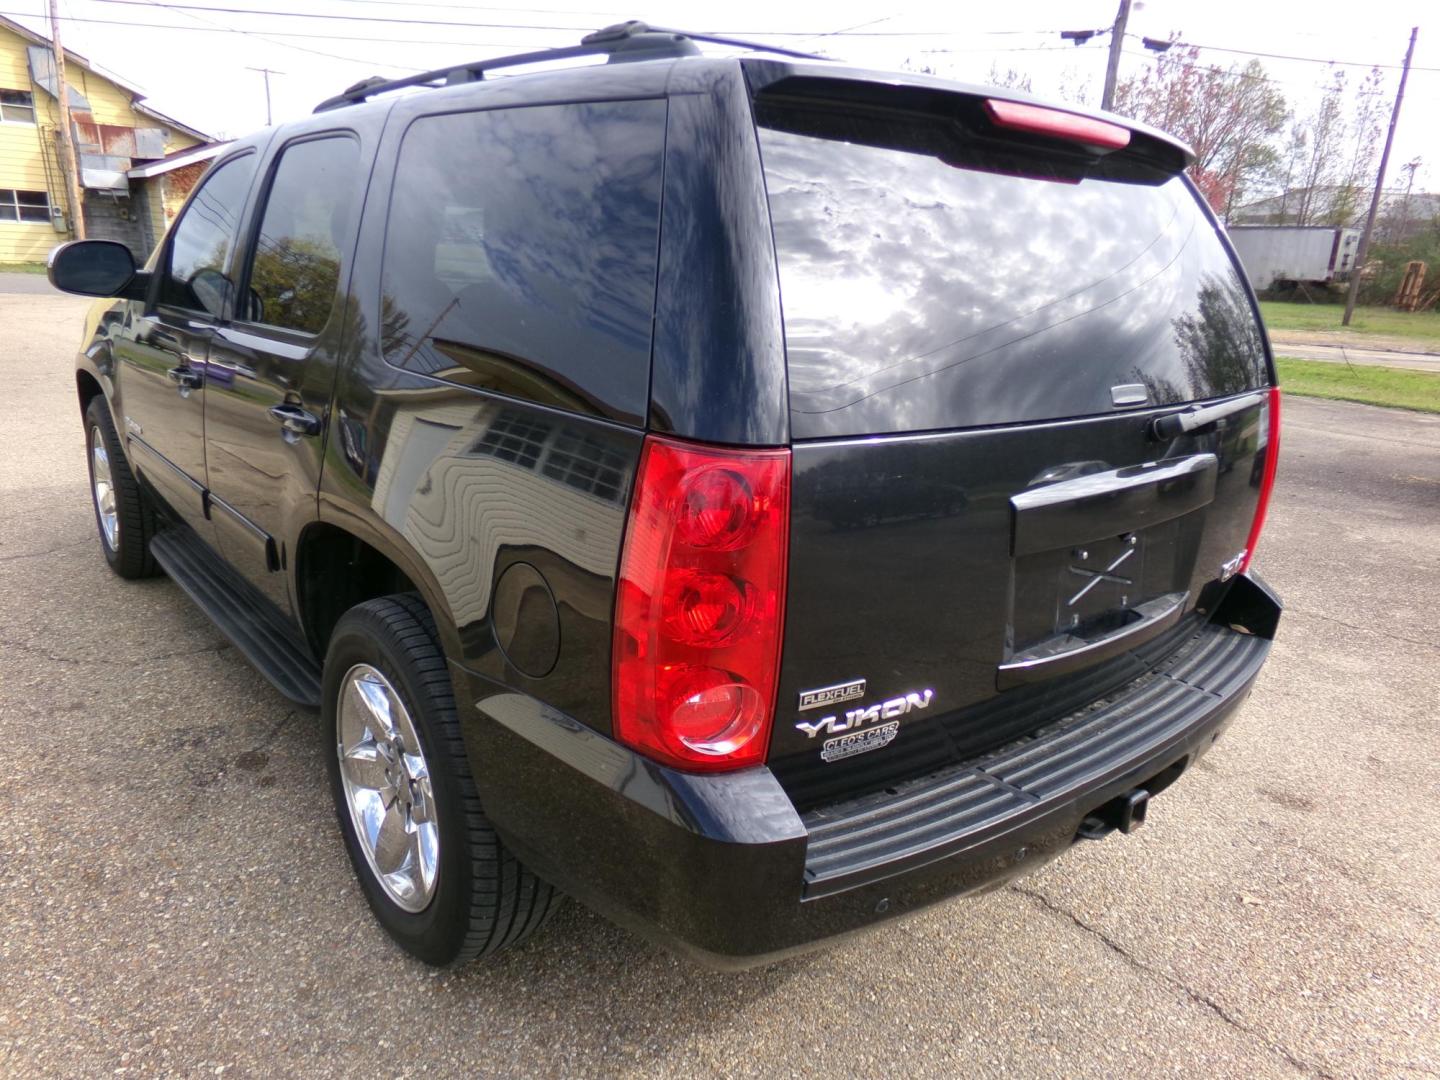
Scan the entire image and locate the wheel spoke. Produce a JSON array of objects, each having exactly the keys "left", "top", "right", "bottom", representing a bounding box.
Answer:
[
  {"left": 389, "top": 694, "right": 423, "bottom": 757},
  {"left": 341, "top": 743, "right": 388, "bottom": 791},
  {"left": 415, "top": 819, "right": 439, "bottom": 886},
  {"left": 372, "top": 804, "right": 411, "bottom": 875},
  {"left": 354, "top": 676, "right": 397, "bottom": 742}
]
